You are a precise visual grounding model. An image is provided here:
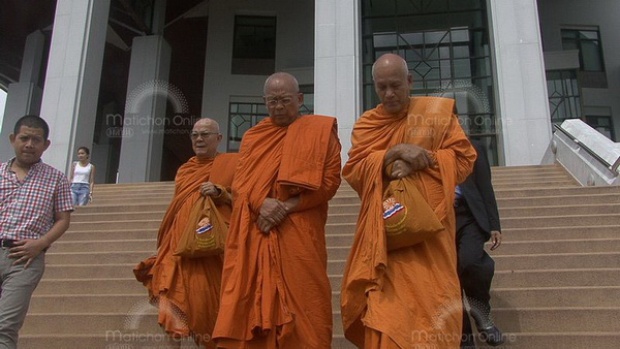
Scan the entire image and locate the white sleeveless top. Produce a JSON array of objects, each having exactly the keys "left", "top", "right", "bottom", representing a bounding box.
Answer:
[{"left": 72, "top": 162, "right": 92, "bottom": 184}]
